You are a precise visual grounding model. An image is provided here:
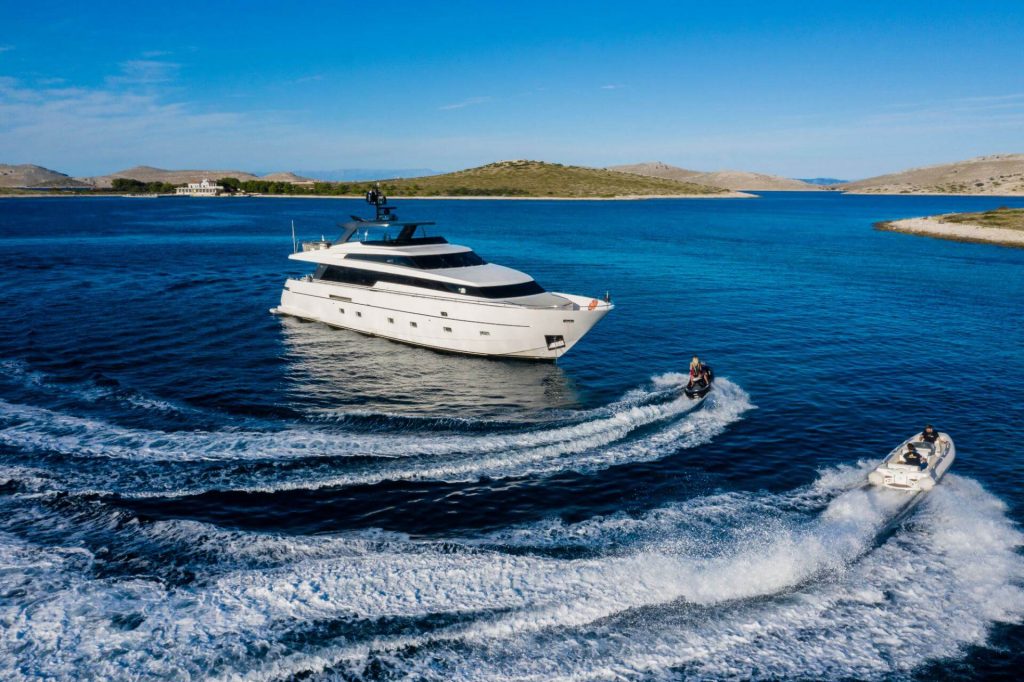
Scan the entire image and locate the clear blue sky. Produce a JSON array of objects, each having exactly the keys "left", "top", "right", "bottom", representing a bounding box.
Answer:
[{"left": 2, "top": 1, "right": 1023, "bottom": 178}]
